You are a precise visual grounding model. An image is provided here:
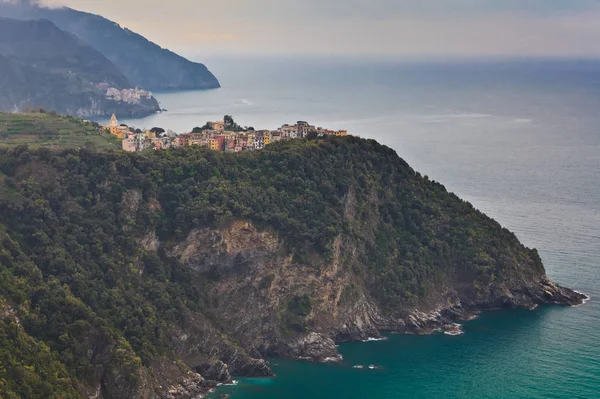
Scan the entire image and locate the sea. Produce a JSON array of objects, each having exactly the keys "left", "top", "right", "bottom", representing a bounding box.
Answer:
[{"left": 104, "top": 57, "right": 600, "bottom": 398}]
